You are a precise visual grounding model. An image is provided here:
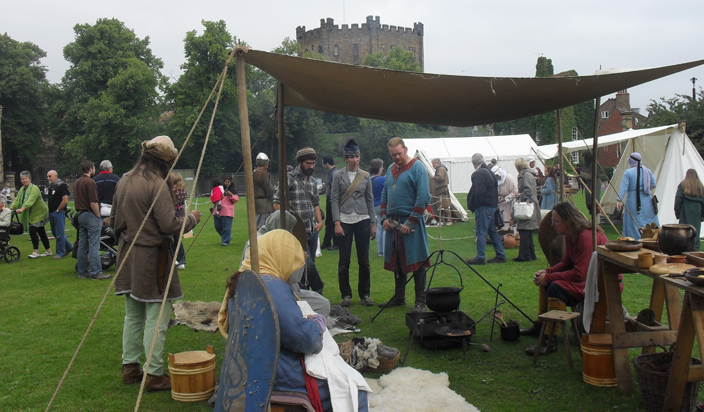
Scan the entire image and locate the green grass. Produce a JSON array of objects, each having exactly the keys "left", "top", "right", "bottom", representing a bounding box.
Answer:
[{"left": 0, "top": 192, "right": 698, "bottom": 411}]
